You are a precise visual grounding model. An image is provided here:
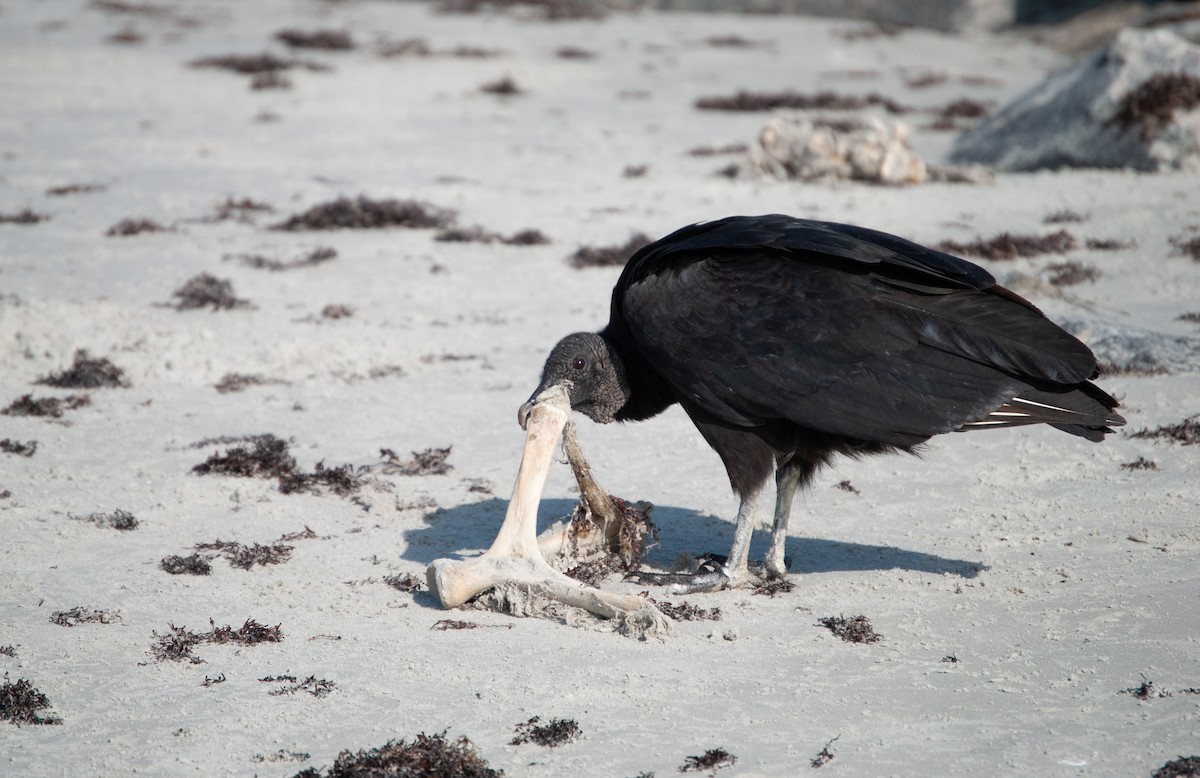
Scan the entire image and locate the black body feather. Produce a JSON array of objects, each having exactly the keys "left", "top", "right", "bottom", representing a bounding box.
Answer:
[{"left": 525, "top": 214, "right": 1125, "bottom": 587}]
